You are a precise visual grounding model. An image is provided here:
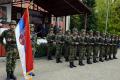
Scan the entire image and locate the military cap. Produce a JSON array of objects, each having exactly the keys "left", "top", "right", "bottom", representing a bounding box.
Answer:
[
  {"left": 89, "top": 30, "right": 93, "bottom": 33},
  {"left": 59, "top": 27, "right": 62, "bottom": 31},
  {"left": 10, "top": 20, "right": 17, "bottom": 25},
  {"left": 49, "top": 28, "right": 54, "bottom": 31},
  {"left": 81, "top": 29, "right": 86, "bottom": 32},
  {"left": 72, "top": 27, "right": 78, "bottom": 32},
  {"left": 30, "top": 24, "right": 35, "bottom": 27}
]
